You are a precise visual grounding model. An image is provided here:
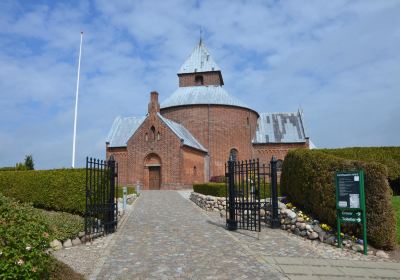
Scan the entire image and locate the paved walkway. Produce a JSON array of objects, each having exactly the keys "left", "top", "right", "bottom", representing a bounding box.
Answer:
[
  {"left": 90, "top": 191, "right": 284, "bottom": 279},
  {"left": 56, "top": 190, "right": 400, "bottom": 279}
]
